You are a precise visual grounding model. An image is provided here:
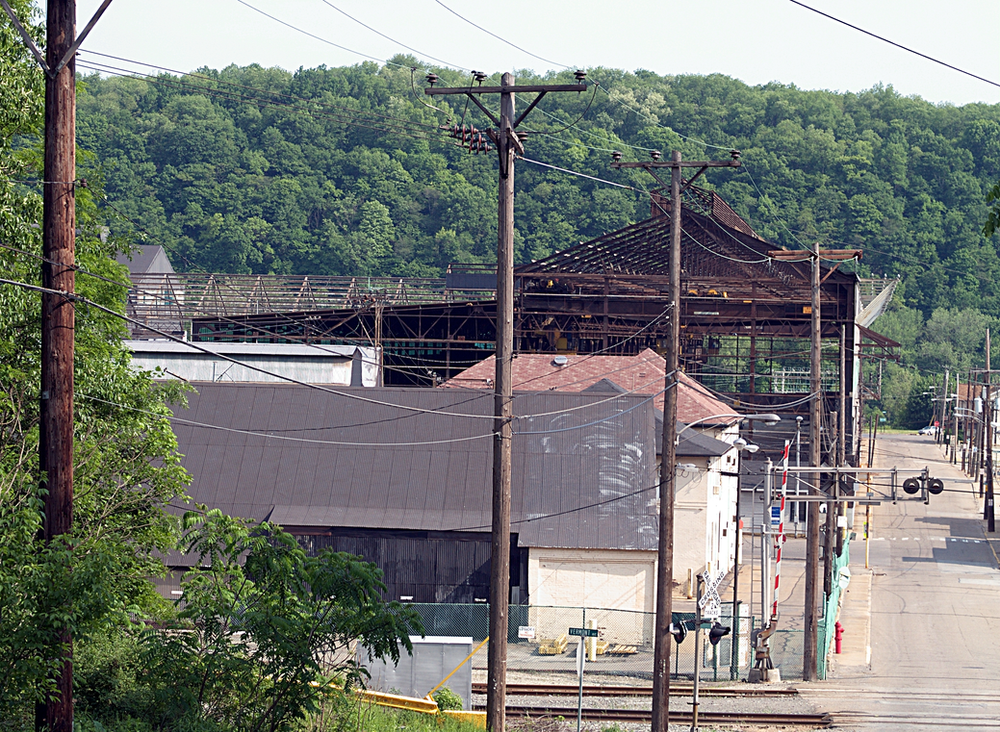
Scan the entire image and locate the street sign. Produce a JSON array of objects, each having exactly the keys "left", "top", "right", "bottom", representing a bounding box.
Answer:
[
  {"left": 699, "top": 571, "right": 724, "bottom": 619},
  {"left": 518, "top": 626, "right": 535, "bottom": 639},
  {"left": 702, "top": 599, "right": 722, "bottom": 620},
  {"left": 568, "top": 627, "right": 598, "bottom": 637},
  {"left": 770, "top": 505, "right": 781, "bottom": 526}
]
